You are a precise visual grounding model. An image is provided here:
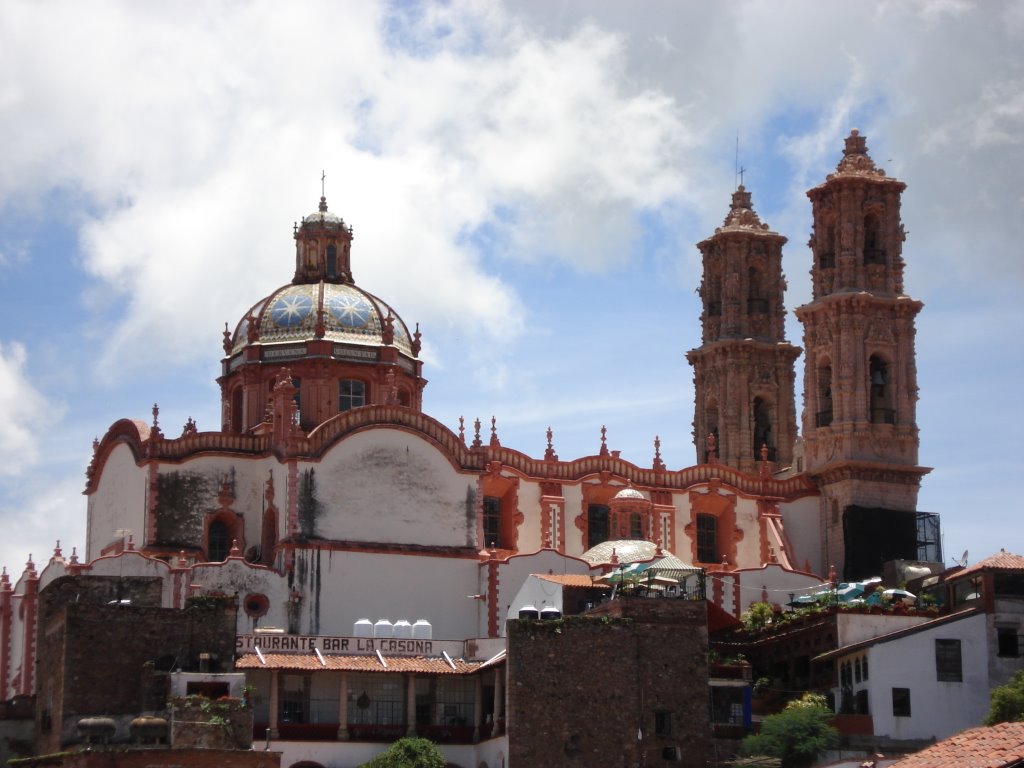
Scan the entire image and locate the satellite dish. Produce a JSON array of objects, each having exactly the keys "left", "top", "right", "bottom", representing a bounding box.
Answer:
[{"left": 953, "top": 550, "right": 969, "bottom": 568}]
